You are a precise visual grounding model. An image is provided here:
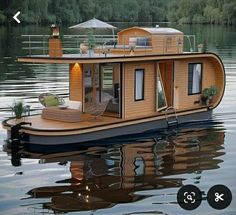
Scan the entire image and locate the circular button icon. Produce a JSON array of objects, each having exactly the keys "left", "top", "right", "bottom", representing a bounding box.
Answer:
[
  {"left": 177, "top": 185, "right": 202, "bottom": 210},
  {"left": 207, "top": 184, "right": 232, "bottom": 210}
]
